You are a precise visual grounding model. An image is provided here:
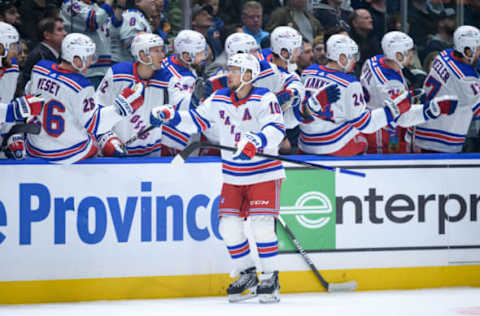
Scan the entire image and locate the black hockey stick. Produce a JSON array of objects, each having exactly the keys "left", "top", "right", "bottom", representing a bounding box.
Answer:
[
  {"left": 276, "top": 216, "right": 357, "bottom": 292},
  {"left": 125, "top": 125, "right": 156, "bottom": 146},
  {"left": 171, "top": 141, "right": 366, "bottom": 178},
  {"left": 0, "top": 122, "right": 41, "bottom": 150}
]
